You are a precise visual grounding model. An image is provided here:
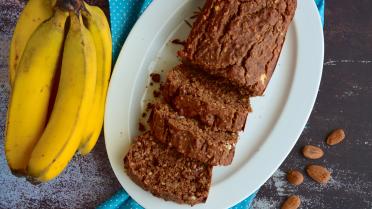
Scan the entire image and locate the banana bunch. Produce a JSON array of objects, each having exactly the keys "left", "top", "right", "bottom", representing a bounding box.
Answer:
[{"left": 6, "top": 0, "right": 112, "bottom": 182}]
